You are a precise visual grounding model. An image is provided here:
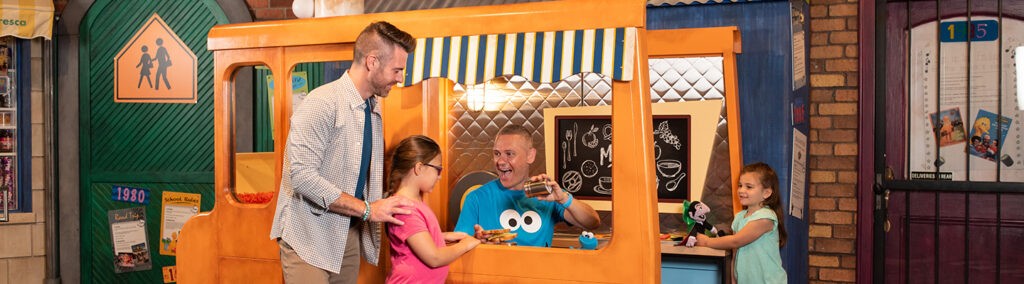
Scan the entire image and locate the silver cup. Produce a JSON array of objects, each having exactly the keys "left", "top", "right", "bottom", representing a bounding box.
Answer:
[{"left": 523, "top": 181, "right": 553, "bottom": 198}]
